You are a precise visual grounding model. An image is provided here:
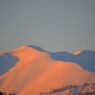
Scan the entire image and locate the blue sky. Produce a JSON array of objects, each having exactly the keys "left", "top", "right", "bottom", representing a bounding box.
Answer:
[{"left": 0, "top": 0, "right": 95, "bottom": 52}]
